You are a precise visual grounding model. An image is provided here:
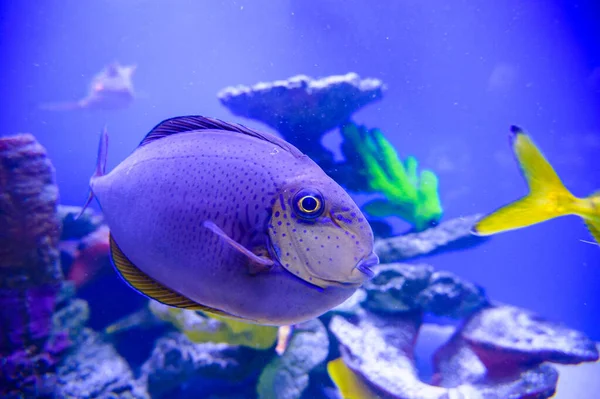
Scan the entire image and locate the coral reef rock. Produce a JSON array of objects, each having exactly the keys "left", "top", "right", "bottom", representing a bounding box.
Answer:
[
  {"left": 53, "top": 275, "right": 149, "bottom": 399},
  {"left": 56, "top": 329, "right": 149, "bottom": 399},
  {"left": 327, "top": 263, "right": 598, "bottom": 399},
  {"left": 257, "top": 318, "right": 329, "bottom": 399},
  {"left": 329, "top": 310, "right": 442, "bottom": 399},
  {"left": 432, "top": 331, "right": 560, "bottom": 398},
  {"left": 0, "top": 134, "right": 66, "bottom": 397},
  {"left": 362, "top": 263, "right": 434, "bottom": 314},
  {"left": 415, "top": 270, "right": 489, "bottom": 319},
  {"left": 140, "top": 332, "right": 272, "bottom": 399},
  {"left": 374, "top": 214, "right": 489, "bottom": 262},
  {"left": 1, "top": 134, "right": 149, "bottom": 399},
  {"left": 218, "top": 73, "right": 386, "bottom": 164},
  {"left": 461, "top": 305, "right": 600, "bottom": 369},
  {"left": 337, "top": 263, "right": 489, "bottom": 319}
]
